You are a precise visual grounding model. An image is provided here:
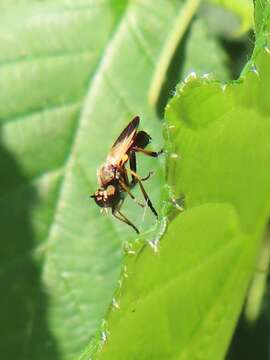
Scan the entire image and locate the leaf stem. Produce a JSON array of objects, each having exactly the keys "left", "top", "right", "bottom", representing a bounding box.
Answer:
[
  {"left": 245, "top": 228, "right": 270, "bottom": 323},
  {"left": 148, "top": 0, "right": 201, "bottom": 107}
]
